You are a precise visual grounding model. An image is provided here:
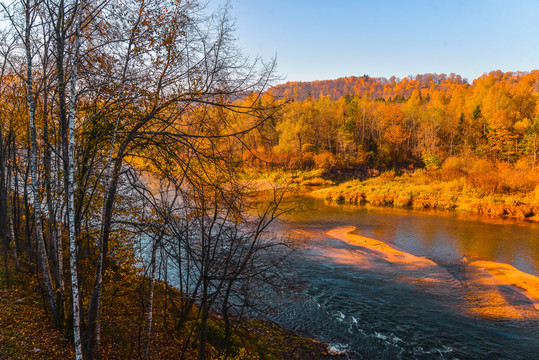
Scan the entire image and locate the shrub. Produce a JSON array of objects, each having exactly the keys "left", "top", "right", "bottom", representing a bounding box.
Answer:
[
  {"left": 421, "top": 150, "right": 443, "bottom": 171},
  {"left": 497, "top": 161, "right": 539, "bottom": 193},
  {"left": 313, "top": 152, "right": 336, "bottom": 172},
  {"left": 440, "top": 156, "right": 466, "bottom": 181},
  {"left": 299, "top": 152, "right": 315, "bottom": 170},
  {"left": 300, "top": 178, "right": 334, "bottom": 186},
  {"left": 466, "top": 158, "right": 502, "bottom": 193},
  {"left": 380, "top": 169, "right": 397, "bottom": 181}
]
